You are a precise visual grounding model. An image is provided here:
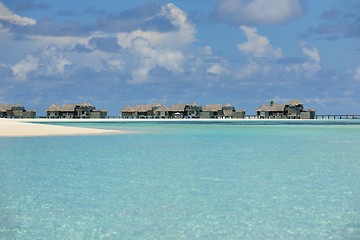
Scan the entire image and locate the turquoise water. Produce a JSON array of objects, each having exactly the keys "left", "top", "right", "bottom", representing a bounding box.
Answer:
[{"left": 1, "top": 120, "right": 360, "bottom": 239}]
